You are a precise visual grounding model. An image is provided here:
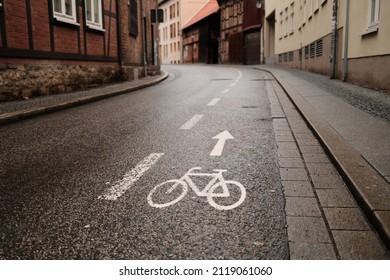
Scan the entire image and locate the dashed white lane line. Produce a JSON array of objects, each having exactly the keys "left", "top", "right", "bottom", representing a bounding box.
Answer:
[
  {"left": 222, "top": 89, "right": 230, "bottom": 94},
  {"left": 180, "top": 114, "right": 204, "bottom": 130},
  {"left": 207, "top": 98, "right": 221, "bottom": 106},
  {"left": 230, "top": 83, "right": 236, "bottom": 87},
  {"left": 98, "top": 153, "right": 164, "bottom": 201}
]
